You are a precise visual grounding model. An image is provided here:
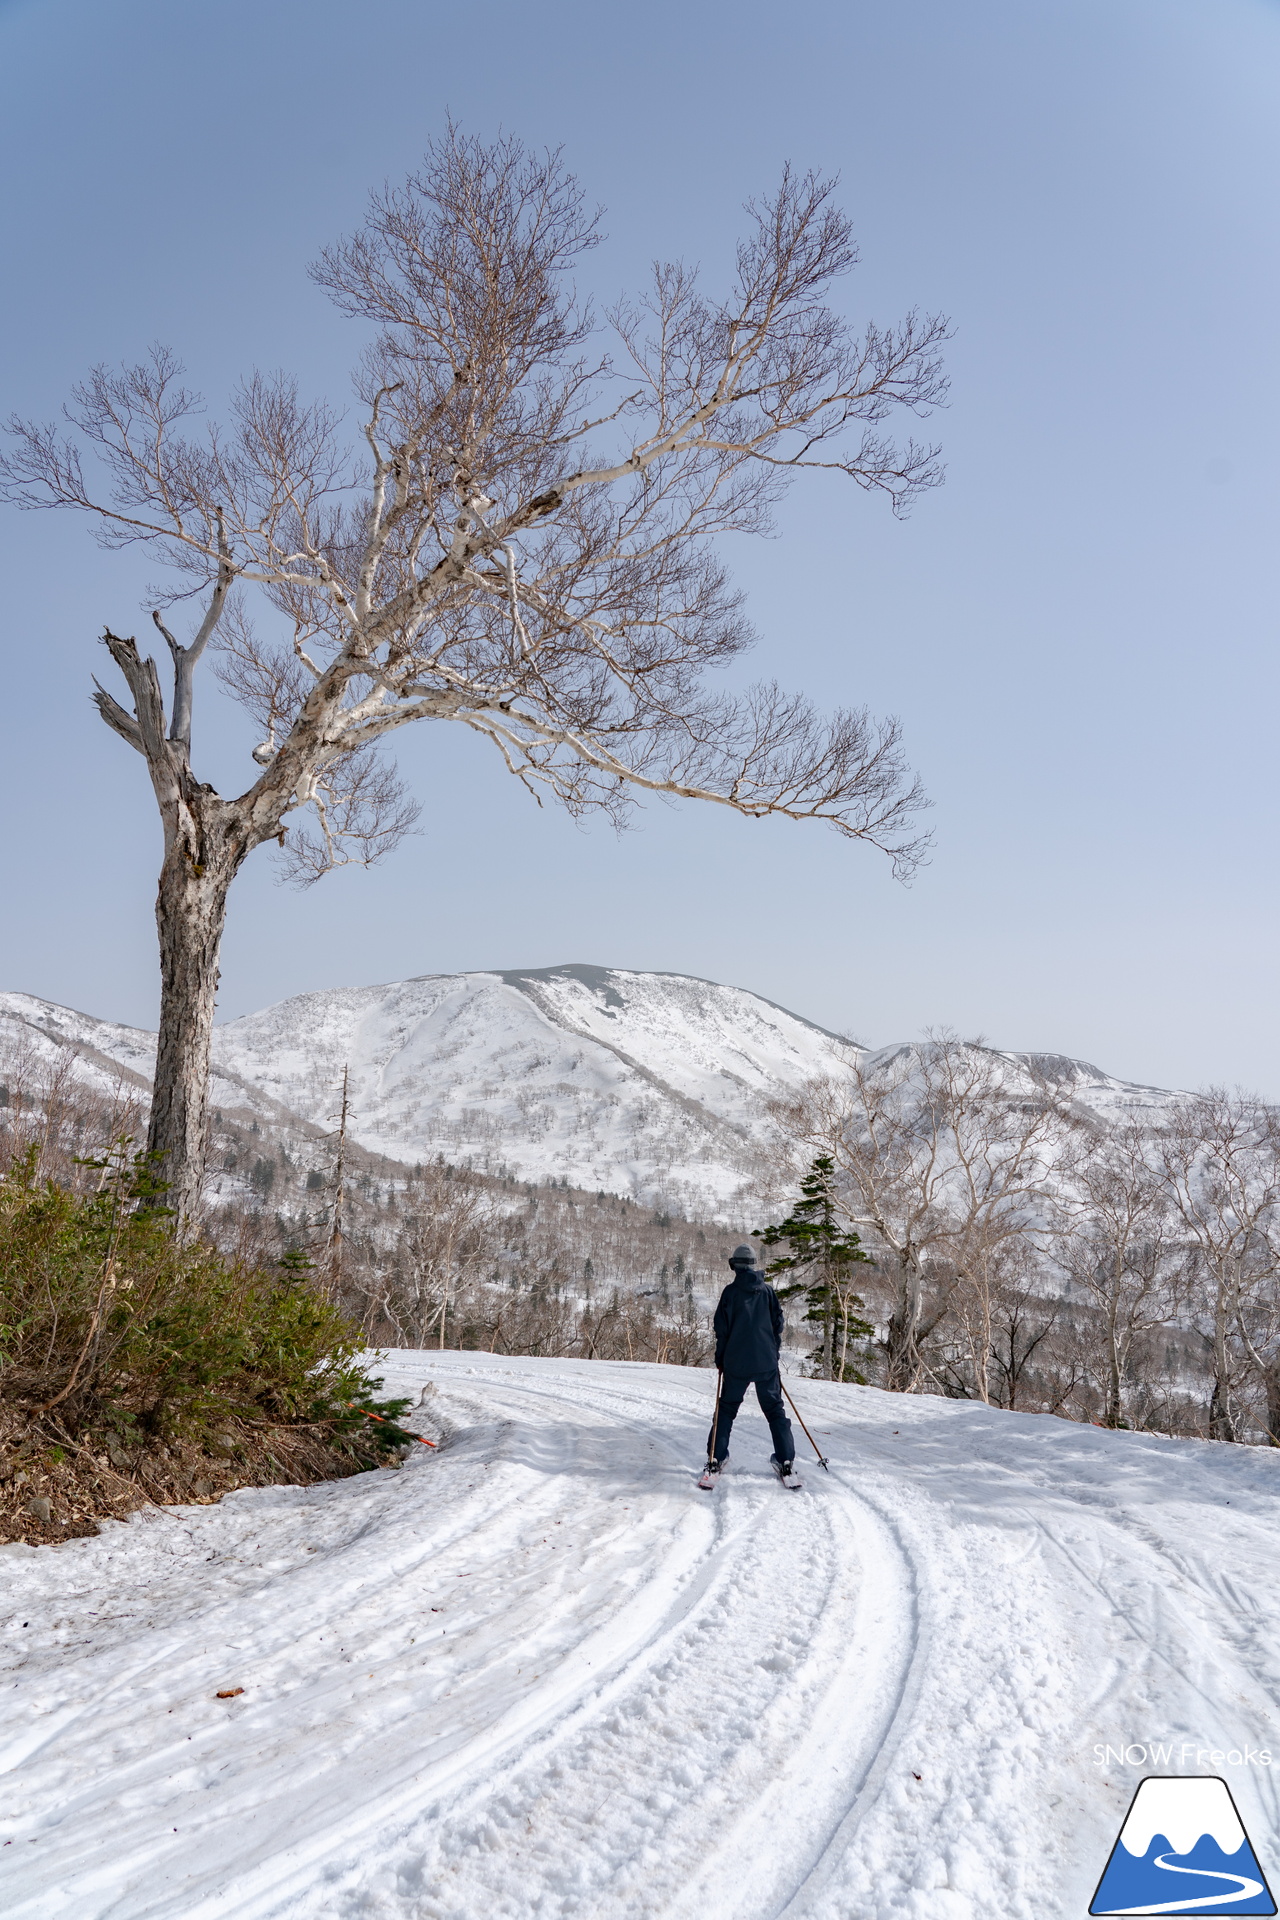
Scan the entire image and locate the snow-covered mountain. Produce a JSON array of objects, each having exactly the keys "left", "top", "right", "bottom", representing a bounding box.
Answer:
[
  {"left": 0, "top": 966, "right": 846, "bottom": 1209},
  {"left": 0, "top": 991, "right": 335, "bottom": 1137},
  {"left": 0, "top": 964, "right": 1182, "bottom": 1212},
  {"left": 210, "top": 964, "right": 852, "bottom": 1208}
]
